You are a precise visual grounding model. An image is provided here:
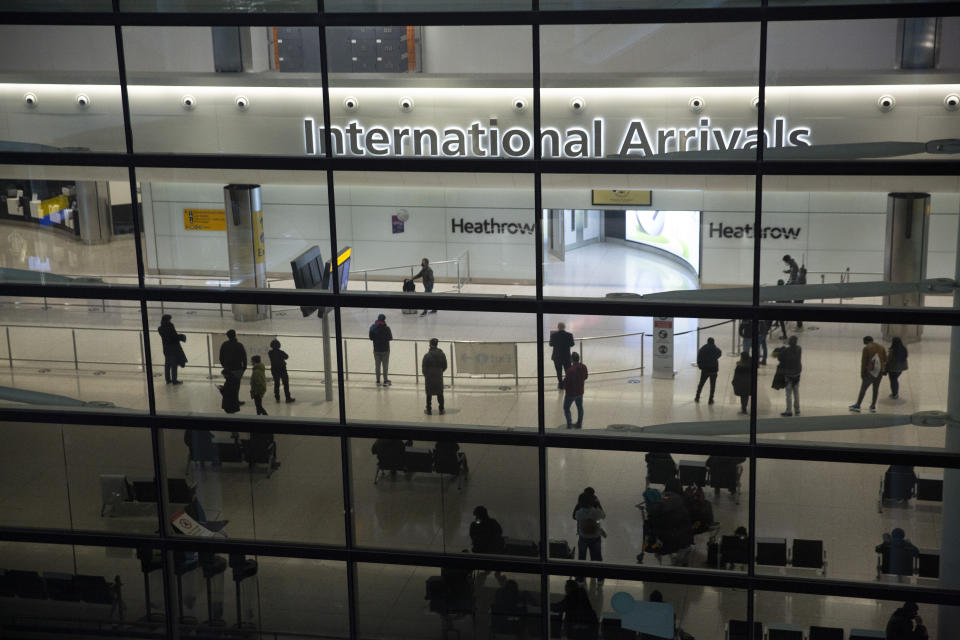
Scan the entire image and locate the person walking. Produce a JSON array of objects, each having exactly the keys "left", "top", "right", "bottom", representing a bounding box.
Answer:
[
  {"left": 249, "top": 355, "right": 268, "bottom": 415},
  {"left": 783, "top": 254, "right": 804, "bottom": 328},
  {"left": 695, "top": 337, "right": 722, "bottom": 404},
  {"left": 549, "top": 322, "right": 575, "bottom": 390},
  {"left": 776, "top": 335, "right": 802, "bottom": 416},
  {"left": 268, "top": 339, "right": 295, "bottom": 403},
  {"left": 563, "top": 352, "right": 588, "bottom": 429},
  {"left": 157, "top": 314, "right": 187, "bottom": 385},
  {"left": 369, "top": 313, "right": 393, "bottom": 387},
  {"left": 573, "top": 490, "right": 606, "bottom": 582},
  {"left": 732, "top": 352, "right": 751, "bottom": 415},
  {"left": 218, "top": 329, "right": 247, "bottom": 414},
  {"left": 411, "top": 257, "right": 435, "bottom": 316},
  {"left": 887, "top": 336, "right": 908, "bottom": 400},
  {"left": 849, "top": 335, "right": 887, "bottom": 413},
  {"left": 421, "top": 338, "right": 447, "bottom": 415}
]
